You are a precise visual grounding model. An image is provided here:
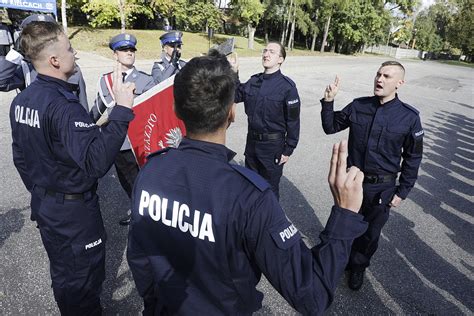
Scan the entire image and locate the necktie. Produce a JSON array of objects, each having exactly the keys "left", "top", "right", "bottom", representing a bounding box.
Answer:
[{"left": 122, "top": 72, "right": 127, "bottom": 83}]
